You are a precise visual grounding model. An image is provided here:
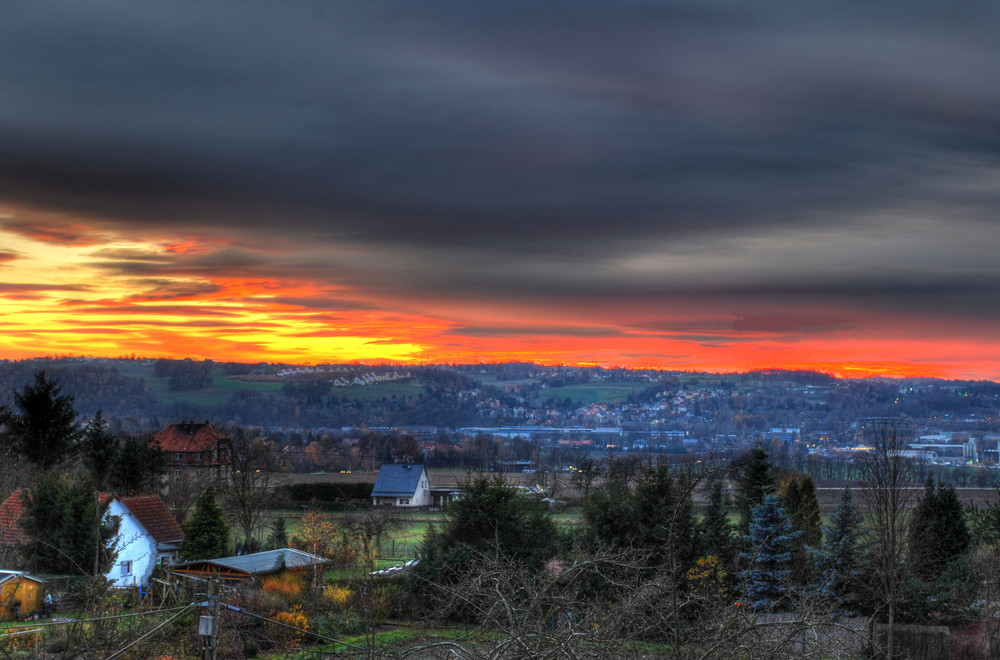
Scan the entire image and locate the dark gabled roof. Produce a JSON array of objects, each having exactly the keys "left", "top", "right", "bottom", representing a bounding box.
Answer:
[
  {"left": 154, "top": 422, "right": 227, "bottom": 453},
  {"left": 120, "top": 495, "right": 183, "bottom": 543},
  {"left": 371, "top": 464, "right": 425, "bottom": 497}
]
